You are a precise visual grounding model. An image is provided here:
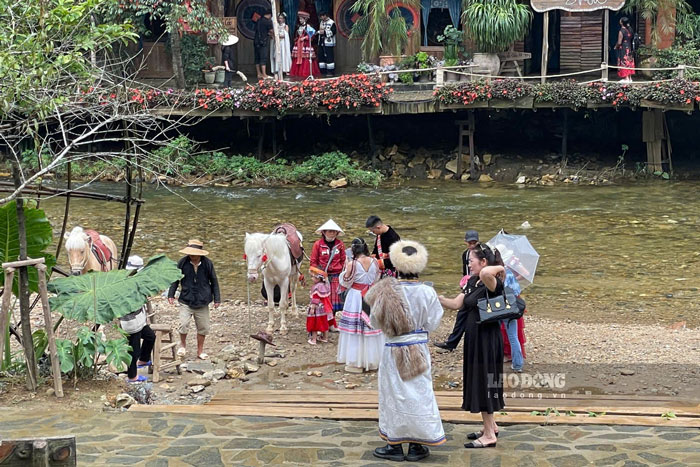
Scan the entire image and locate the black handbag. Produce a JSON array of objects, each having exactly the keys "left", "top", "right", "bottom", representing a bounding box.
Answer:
[{"left": 477, "top": 286, "right": 525, "bottom": 324}]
